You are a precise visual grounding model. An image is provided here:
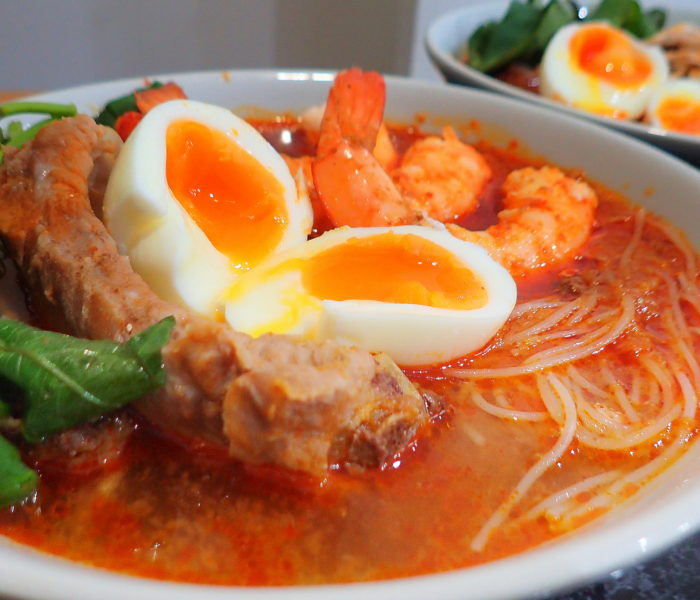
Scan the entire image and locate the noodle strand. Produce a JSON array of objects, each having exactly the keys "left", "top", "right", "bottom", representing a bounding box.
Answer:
[{"left": 470, "top": 373, "right": 577, "bottom": 552}]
